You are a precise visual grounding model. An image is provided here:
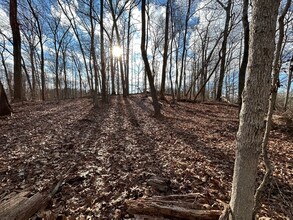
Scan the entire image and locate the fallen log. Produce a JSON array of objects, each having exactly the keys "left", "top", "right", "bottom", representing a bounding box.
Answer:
[
  {"left": 0, "top": 165, "right": 76, "bottom": 219},
  {"left": 0, "top": 192, "right": 49, "bottom": 220},
  {"left": 0, "top": 191, "right": 30, "bottom": 215},
  {"left": 126, "top": 196, "right": 222, "bottom": 220}
]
